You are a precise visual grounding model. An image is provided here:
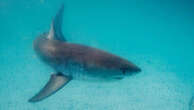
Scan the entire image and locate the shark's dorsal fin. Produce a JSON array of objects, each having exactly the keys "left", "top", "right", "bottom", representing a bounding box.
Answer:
[{"left": 48, "top": 4, "right": 66, "bottom": 41}]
